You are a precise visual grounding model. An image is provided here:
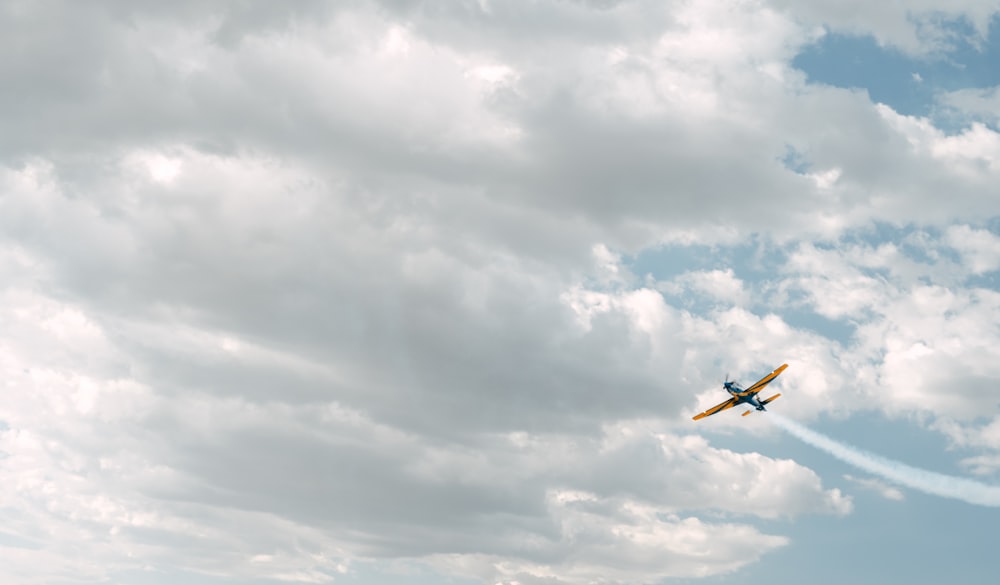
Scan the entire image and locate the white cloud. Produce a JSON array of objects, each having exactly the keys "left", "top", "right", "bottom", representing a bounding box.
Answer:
[
  {"left": 2, "top": 0, "right": 999, "bottom": 583},
  {"left": 863, "top": 285, "right": 1000, "bottom": 420},
  {"left": 941, "top": 86, "right": 1000, "bottom": 125},
  {"left": 0, "top": 221, "right": 855, "bottom": 583},
  {"left": 769, "top": 0, "right": 1000, "bottom": 56},
  {"left": 780, "top": 243, "right": 889, "bottom": 320},
  {"left": 427, "top": 514, "right": 785, "bottom": 584},
  {"left": 958, "top": 453, "right": 1000, "bottom": 476},
  {"left": 809, "top": 167, "right": 842, "bottom": 189},
  {"left": 844, "top": 474, "right": 905, "bottom": 501},
  {"left": 661, "top": 268, "right": 750, "bottom": 307},
  {"left": 143, "top": 153, "right": 183, "bottom": 184},
  {"left": 767, "top": 234, "right": 1000, "bottom": 423},
  {"left": 878, "top": 106, "right": 1000, "bottom": 175},
  {"left": 946, "top": 225, "right": 1000, "bottom": 274}
]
